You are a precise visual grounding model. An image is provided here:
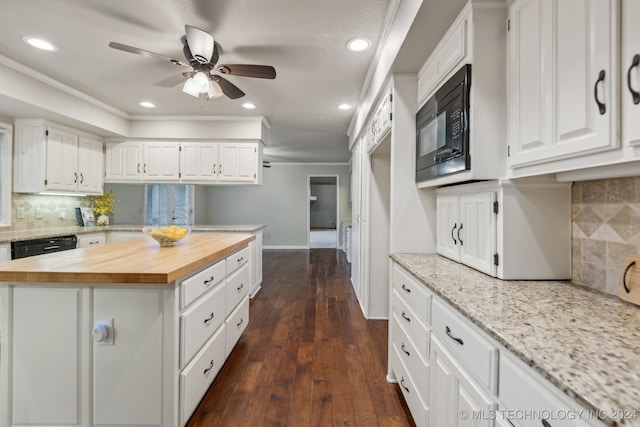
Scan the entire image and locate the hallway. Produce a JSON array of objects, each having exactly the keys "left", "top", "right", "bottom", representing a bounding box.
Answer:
[{"left": 186, "top": 249, "right": 414, "bottom": 427}]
